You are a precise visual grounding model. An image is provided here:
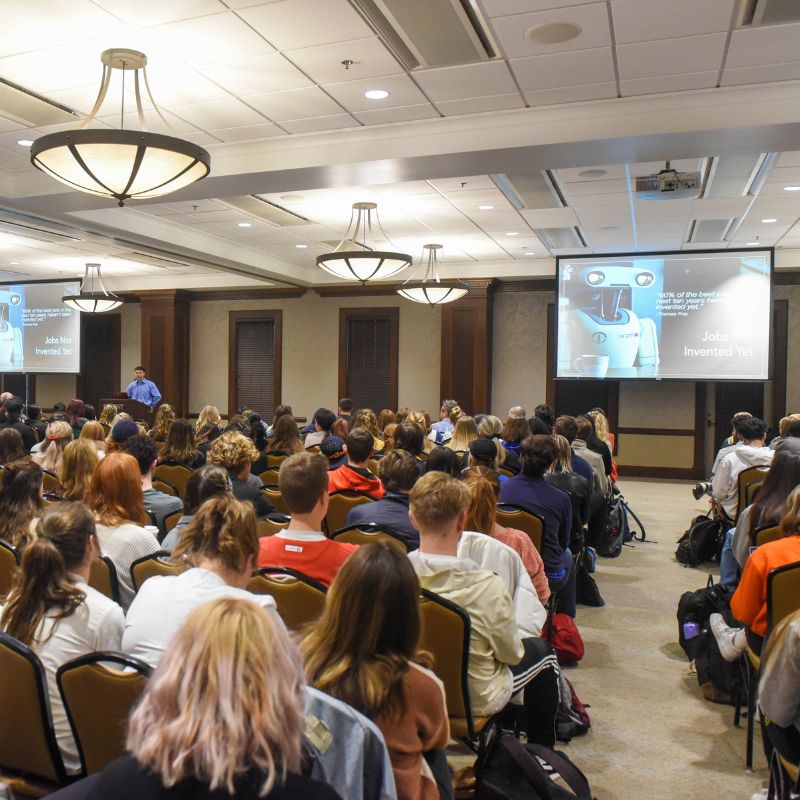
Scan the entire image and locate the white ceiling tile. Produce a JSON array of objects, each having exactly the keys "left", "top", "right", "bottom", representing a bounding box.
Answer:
[
  {"left": 511, "top": 48, "right": 615, "bottom": 91},
  {"left": 238, "top": 0, "right": 374, "bottom": 50},
  {"left": 726, "top": 23, "right": 800, "bottom": 69},
  {"left": 95, "top": 110, "right": 199, "bottom": 135},
  {"left": 558, "top": 164, "right": 628, "bottom": 182},
  {"left": 353, "top": 103, "right": 439, "bottom": 125},
  {"left": 523, "top": 82, "right": 617, "bottom": 107},
  {"left": 181, "top": 131, "right": 222, "bottom": 145},
  {"left": 145, "top": 13, "right": 274, "bottom": 64},
  {"left": 611, "top": 0, "right": 735, "bottom": 44},
  {"left": 0, "top": 22, "right": 39, "bottom": 58},
  {"left": 206, "top": 122, "right": 283, "bottom": 141},
  {"left": 690, "top": 197, "right": 752, "bottom": 219},
  {"left": 197, "top": 53, "right": 313, "bottom": 95},
  {"left": 481, "top": 0, "right": 606, "bottom": 16},
  {"left": 777, "top": 152, "right": 800, "bottom": 168},
  {"left": 370, "top": 181, "right": 438, "bottom": 196},
  {"left": 617, "top": 34, "right": 727, "bottom": 80},
  {"left": 428, "top": 176, "right": 497, "bottom": 192},
  {"left": 92, "top": 0, "right": 222, "bottom": 27},
  {"left": 721, "top": 62, "right": 800, "bottom": 87},
  {"left": 166, "top": 98, "right": 268, "bottom": 129},
  {"left": 138, "top": 55, "right": 232, "bottom": 105},
  {"left": 620, "top": 71, "right": 719, "bottom": 96},
  {"left": 245, "top": 87, "right": 345, "bottom": 121},
  {"left": 0, "top": 0, "right": 127, "bottom": 45},
  {"left": 437, "top": 93, "right": 525, "bottom": 116},
  {"left": 323, "top": 75, "right": 429, "bottom": 113},
  {"left": 564, "top": 178, "right": 629, "bottom": 196},
  {"left": 490, "top": 3, "right": 611, "bottom": 59},
  {"left": 284, "top": 37, "right": 402, "bottom": 85},
  {"left": 280, "top": 115, "right": 359, "bottom": 134},
  {"left": 413, "top": 61, "right": 517, "bottom": 102},
  {"left": 520, "top": 207, "right": 579, "bottom": 227}
]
